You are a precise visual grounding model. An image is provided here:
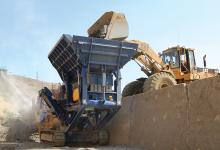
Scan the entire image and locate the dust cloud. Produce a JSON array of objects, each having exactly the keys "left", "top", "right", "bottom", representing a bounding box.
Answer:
[
  {"left": 0, "top": 73, "right": 37, "bottom": 119},
  {"left": 0, "top": 72, "right": 45, "bottom": 142}
]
